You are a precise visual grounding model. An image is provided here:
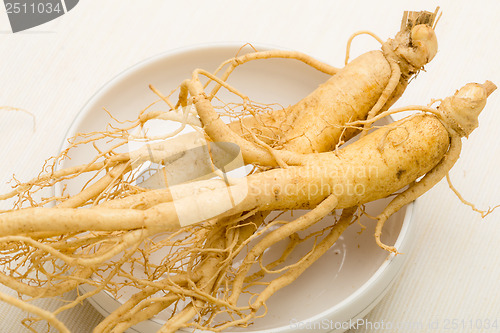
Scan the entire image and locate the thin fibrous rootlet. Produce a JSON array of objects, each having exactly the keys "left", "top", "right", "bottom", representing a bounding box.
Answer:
[{"left": 0, "top": 8, "right": 498, "bottom": 333}]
